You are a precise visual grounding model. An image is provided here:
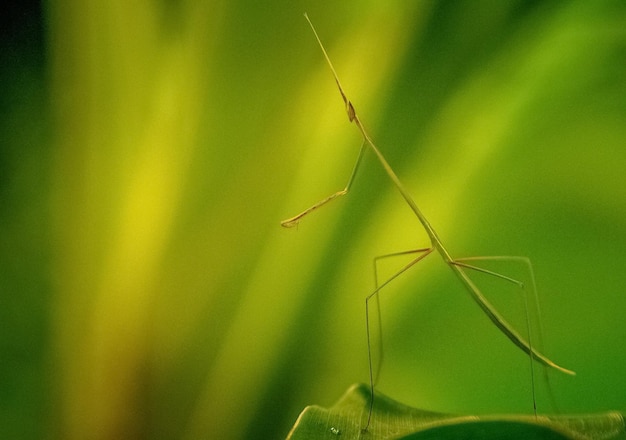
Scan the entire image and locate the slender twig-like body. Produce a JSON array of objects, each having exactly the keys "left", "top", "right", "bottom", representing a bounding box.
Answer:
[{"left": 283, "top": 13, "right": 574, "bottom": 431}]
